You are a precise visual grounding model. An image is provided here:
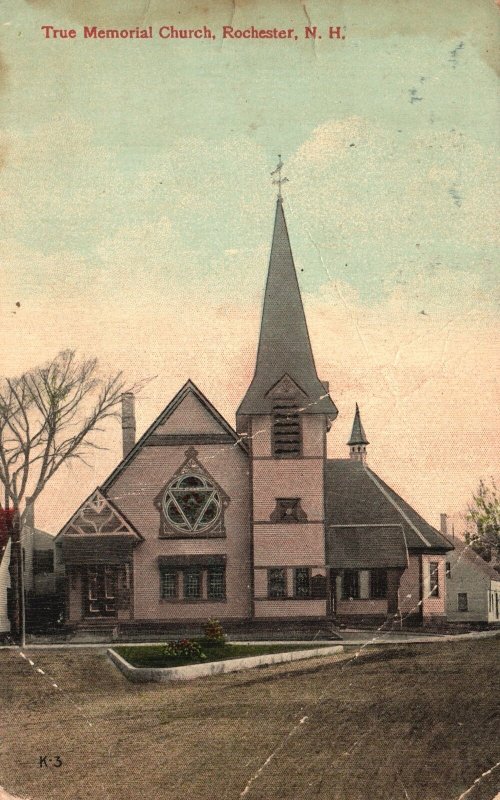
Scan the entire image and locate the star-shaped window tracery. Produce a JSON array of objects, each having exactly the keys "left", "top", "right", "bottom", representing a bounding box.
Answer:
[{"left": 162, "top": 474, "right": 221, "bottom": 533}]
